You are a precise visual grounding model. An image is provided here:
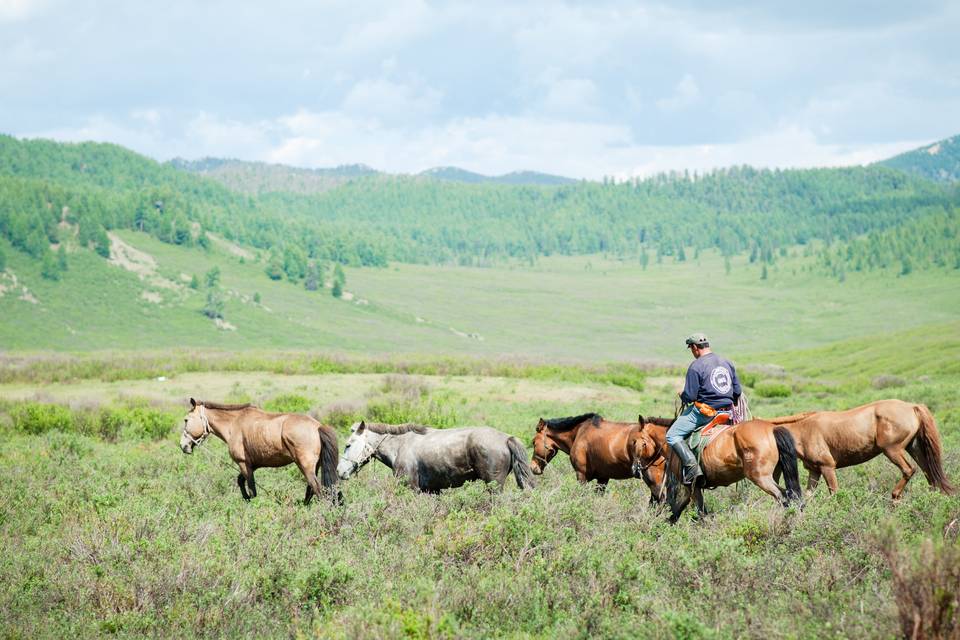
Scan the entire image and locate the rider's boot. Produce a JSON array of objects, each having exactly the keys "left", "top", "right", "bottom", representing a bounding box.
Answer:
[{"left": 670, "top": 439, "right": 703, "bottom": 486}]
